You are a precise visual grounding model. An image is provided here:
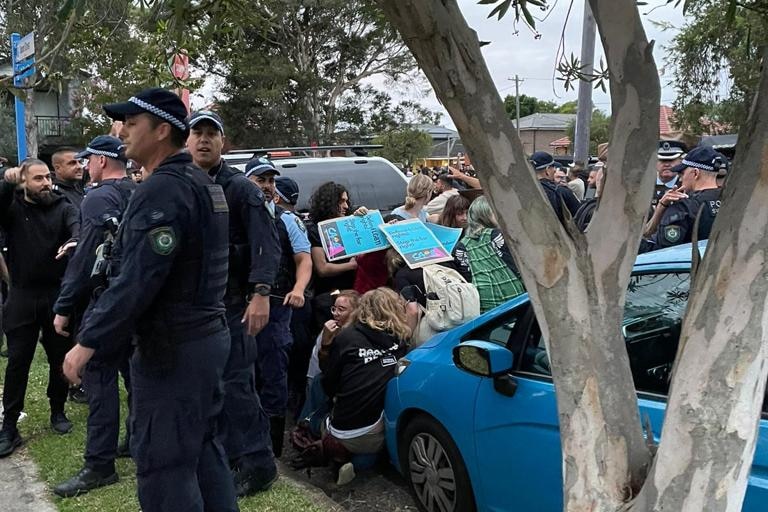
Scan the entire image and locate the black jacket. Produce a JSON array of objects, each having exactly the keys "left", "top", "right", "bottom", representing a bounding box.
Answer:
[
  {"left": 539, "top": 178, "right": 581, "bottom": 224},
  {"left": 0, "top": 181, "right": 79, "bottom": 290},
  {"left": 320, "top": 322, "right": 406, "bottom": 430},
  {"left": 52, "top": 178, "right": 85, "bottom": 209}
]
